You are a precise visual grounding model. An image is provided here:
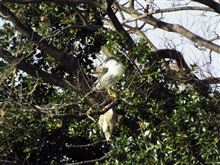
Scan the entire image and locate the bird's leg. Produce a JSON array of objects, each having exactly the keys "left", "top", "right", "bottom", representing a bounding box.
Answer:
[{"left": 107, "top": 88, "right": 117, "bottom": 99}]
